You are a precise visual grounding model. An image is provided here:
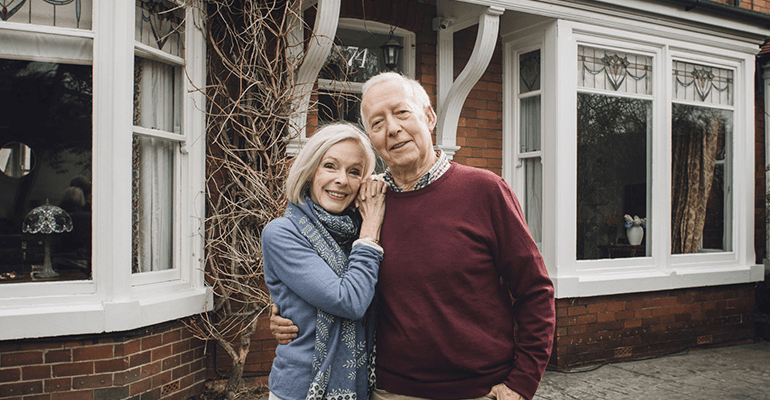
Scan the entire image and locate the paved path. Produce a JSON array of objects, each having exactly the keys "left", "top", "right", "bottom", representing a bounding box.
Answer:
[{"left": 534, "top": 340, "right": 770, "bottom": 399}]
